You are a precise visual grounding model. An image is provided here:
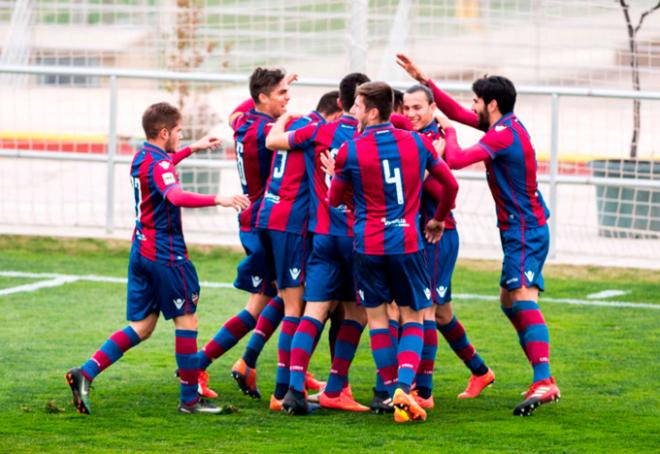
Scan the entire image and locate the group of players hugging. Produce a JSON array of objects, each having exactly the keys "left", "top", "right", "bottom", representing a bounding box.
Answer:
[{"left": 66, "top": 53, "right": 560, "bottom": 423}]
